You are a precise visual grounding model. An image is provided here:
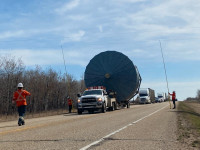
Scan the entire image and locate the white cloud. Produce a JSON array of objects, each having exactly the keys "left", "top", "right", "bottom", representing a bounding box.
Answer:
[
  {"left": 67, "top": 15, "right": 88, "bottom": 21},
  {"left": 61, "top": 30, "right": 85, "bottom": 43},
  {"left": 0, "top": 30, "right": 25, "bottom": 39},
  {"left": 114, "top": 0, "right": 200, "bottom": 35},
  {"left": 98, "top": 25, "right": 103, "bottom": 32},
  {"left": 55, "top": 0, "right": 80, "bottom": 14},
  {"left": 0, "top": 49, "right": 91, "bottom": 67},
  {"left": 0, "top": 28, "right": 63, "bottom": 40},
  {"left": 114, "top": 0, "right": 146, "bottom": 3}
]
